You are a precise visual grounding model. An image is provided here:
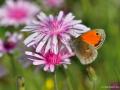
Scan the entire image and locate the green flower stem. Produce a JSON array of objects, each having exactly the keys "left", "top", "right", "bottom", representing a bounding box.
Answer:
[
  {"left": 63, "top": 69, "right": 73, "bottom": 90},
  {"left": 54, "top": 70, "right": 58, "bottom": 90},
  {"left": 8, "top": 53, "right": 17, "bottom": 76}
]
